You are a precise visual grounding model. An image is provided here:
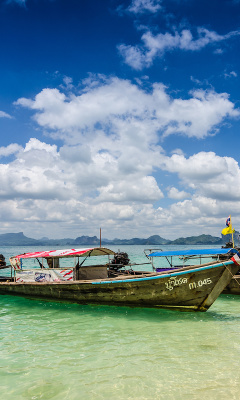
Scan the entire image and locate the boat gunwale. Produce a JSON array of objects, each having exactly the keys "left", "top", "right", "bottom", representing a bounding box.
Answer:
[{"left": 1, "top": 259, "right": 234, "bottom": 286}]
